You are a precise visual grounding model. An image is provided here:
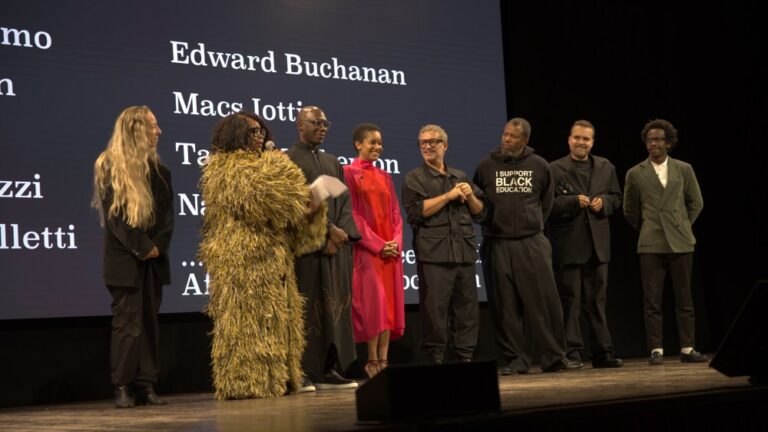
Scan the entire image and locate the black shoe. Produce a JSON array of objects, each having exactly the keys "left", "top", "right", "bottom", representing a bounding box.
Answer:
[
  {"left": 428, "top": 355, "right": 443, "bottom": 365},
  {"left": 295, "top": 377, "right": 316, "bottom": 393},
  {"left": 649, "top": 351, "right": 664, "bottom": 365},
  {"left": 498, "top": 365, "right": 512, "bottom": 376},
  {"left": 565, "top": 359, "right": 584, "bottom": 370},
  {"left": 566, "top": 351, "right": 583, "bottom": 363},
  {"left": 136, "top": 386, "right": 166, "bottom": 406},
  {"left": 114, "top": 385, "right": 134, "bottom": 409},
  {"left": 508, "top": 358, "right": 529, "bottom": 374},
  {"left": 680, "top": 349, "right": 708, "bottom": 363},
  {"left": 542, "top": 362, "right": 563, "bottom": 373},
  {"left": 315, "top": 370, "right": 358, "bottom": 390},
  {"left": 542, "top": 359, "right": 569, "bottom": 373},
  {"left": 592, "top": 353, "right": 624, "bottom": 368}
]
